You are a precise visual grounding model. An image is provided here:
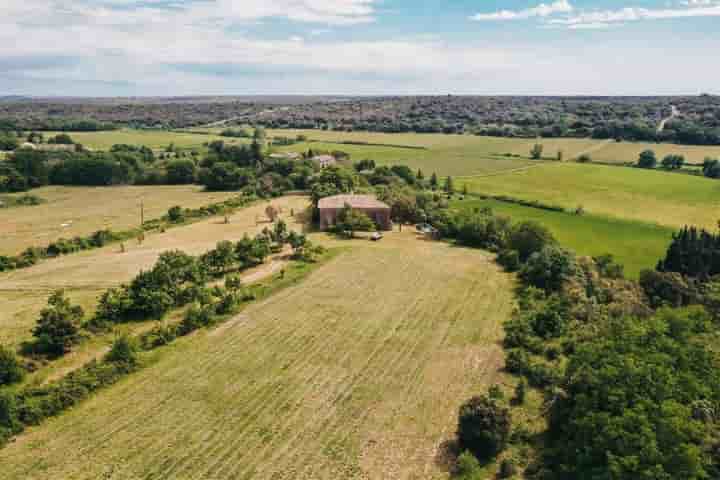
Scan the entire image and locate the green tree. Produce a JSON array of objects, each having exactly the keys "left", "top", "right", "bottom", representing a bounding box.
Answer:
[
  {"left": 509, "top": 221, "right": 556, "bottom": 262},
  {"left": 638, "top": 149, "right": 657, "bottom": 168},
  {"left": 520, "top": 245, "right": 577, "bottom": 292},
  {"left": 166, "top": 159, "right": 196, "bottom": 184},
  {"left": 530, "top": 143, "right": 544, "bottom": 160},
  {"left": 336, "top": 204, "right": 375, "bottom": 238},
  {"left": 32, "top": 290, "right": 84, "bottom": 356},
  {"left": 0, "top": 345, "right": 24, "bottom": 386},
  {"left": 662, "top": 154, "right": 685, "bottom": 170},
  {"left": 443, "top": 176, "right": 455, "bottom": 194},
  {"left": 430, "top": 172, "right": 439, "bottom": 190},
  {"left": 457, "top": 394, "right": 511, "bottom": 460}
]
